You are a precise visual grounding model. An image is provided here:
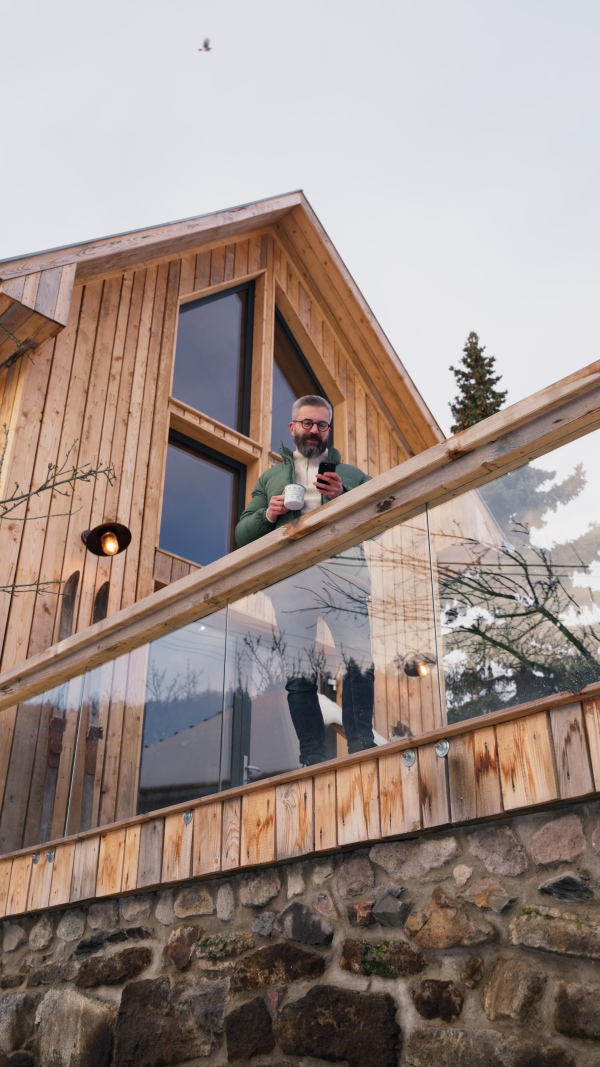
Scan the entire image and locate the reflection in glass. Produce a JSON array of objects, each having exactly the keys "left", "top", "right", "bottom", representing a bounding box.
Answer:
[
  {"left": 271, "top": 313, "right": 327, "bottom": 453},
  {"left": 430, "top": 429, "right": 600, "bottom": 722},
  {"left": 159, "top": 436, "right": 243, "bottom": 566},
  {"left": 172, "top": 286, "right": 252, "bottom": 432}
]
